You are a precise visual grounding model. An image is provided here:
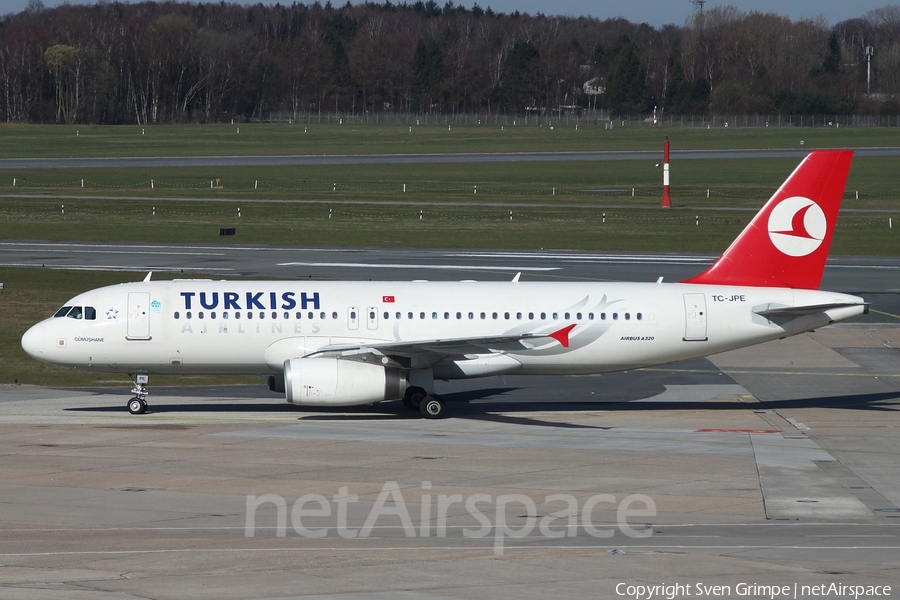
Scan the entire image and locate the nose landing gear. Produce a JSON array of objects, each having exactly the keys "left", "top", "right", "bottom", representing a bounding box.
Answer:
[{"left": 127, "top": 374, "right": 149, "bottom": 414}]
